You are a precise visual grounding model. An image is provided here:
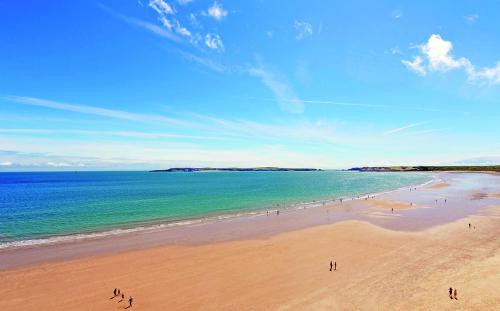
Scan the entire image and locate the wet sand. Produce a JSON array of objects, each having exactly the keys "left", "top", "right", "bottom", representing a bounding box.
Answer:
[{"left": 1, "top": 172, "right": 499, "bottom": 310}]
